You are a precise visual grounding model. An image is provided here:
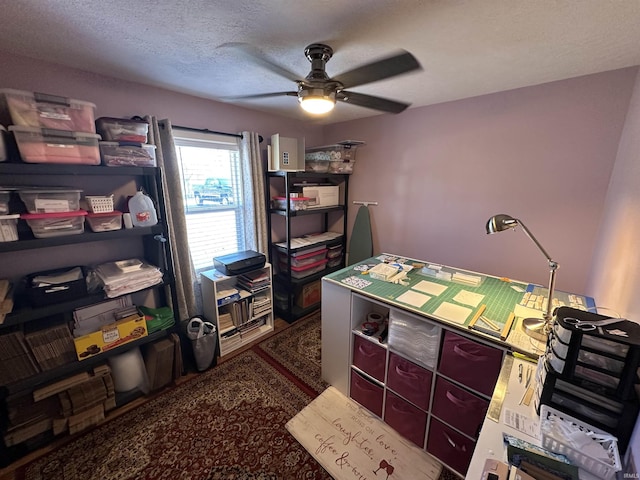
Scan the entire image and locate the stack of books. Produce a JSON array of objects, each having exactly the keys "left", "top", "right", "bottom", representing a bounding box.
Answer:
[
  {"left": 251, "top": 294, "right": 271, "bottom": 318},
  {"left": 237, "top": 269, "right": 270, "bottom": 293}
]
